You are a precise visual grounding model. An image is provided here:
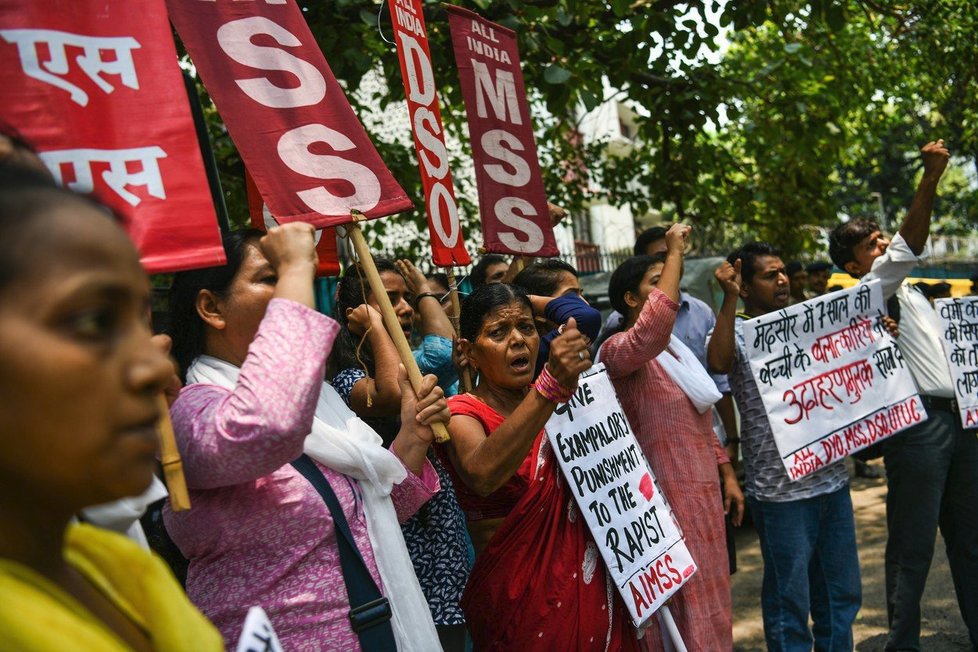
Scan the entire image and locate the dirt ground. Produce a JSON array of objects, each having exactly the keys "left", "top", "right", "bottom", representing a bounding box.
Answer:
[{"left": 730, "top": 464, "right": 974, "bottom": 651}]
